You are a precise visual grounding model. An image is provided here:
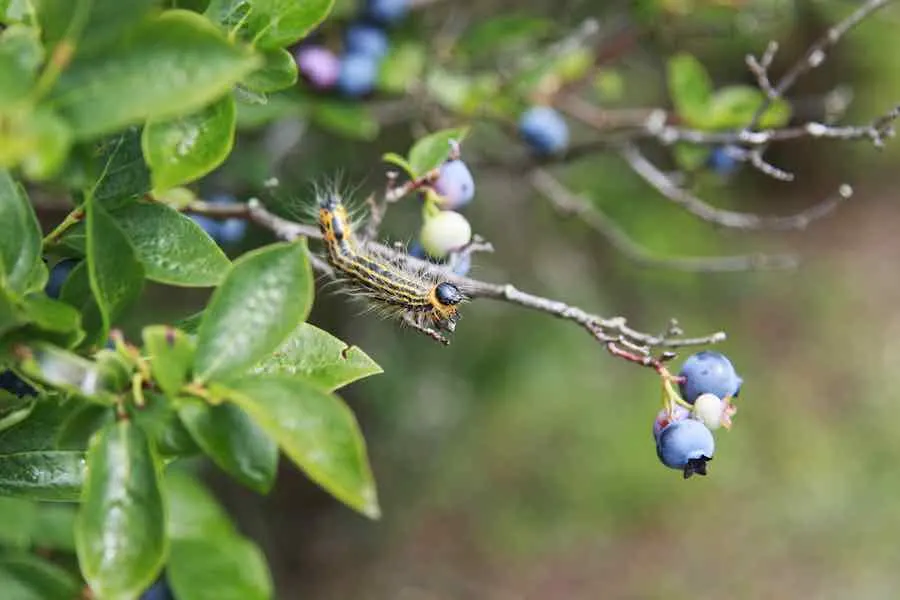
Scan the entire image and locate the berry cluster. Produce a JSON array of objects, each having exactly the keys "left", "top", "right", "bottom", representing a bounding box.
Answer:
[
  {"left": 410, "top": 141, "right": 477, "bottom": 275},
  {"left": 518, "top": 106, "right": 570, "bottom": 155},
  {"left": 293, "top": 0, "right": 408, "bottom": 98},
  {"left": 653, "top": 350, "right": 742, "bottom": 478}
]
